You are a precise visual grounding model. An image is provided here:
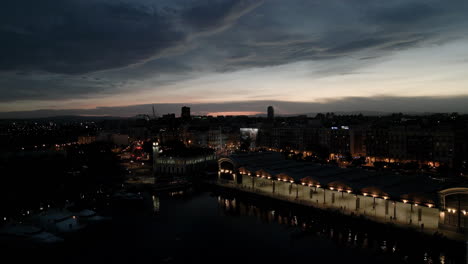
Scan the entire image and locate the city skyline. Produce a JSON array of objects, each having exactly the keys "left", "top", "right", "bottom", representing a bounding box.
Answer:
[
  {"left": 1, "top": 96, "right": 468, "bottom": 119},
  {"left": 3, "top": 1, "right": 468, "bottom": 260},
  {"left": 1, "top": 0, "right": 468, "bottom": 117}
]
